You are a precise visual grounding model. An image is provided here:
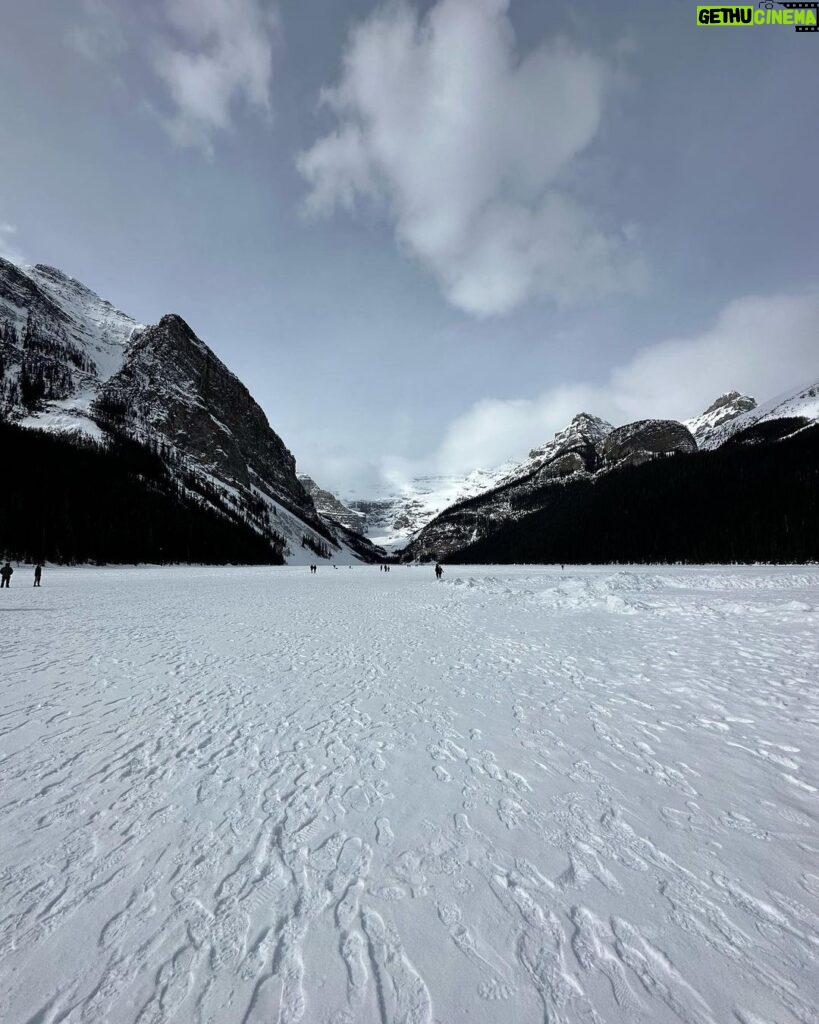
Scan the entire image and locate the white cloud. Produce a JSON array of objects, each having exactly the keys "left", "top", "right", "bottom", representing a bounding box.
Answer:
[
  {"left": 67, "top": 0, "right": 126, "bottom": 64},
  {"left": 0, "top": 223, "right": 25, "bottom": 265},
  {"left": 298, "top": 0, "right": 641, "bottom": 316},
  {"left": 297, "top": 292, "right": 819, "bottom": 496},
  {"left": 153, "top": 0, "right": 277, "bottom": 153},
  {"left": 432, "top": 290, "right": 819, "bottom": 473},
  {"left": 69, "top": 0, "right": 277, "bottom": 155}
]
